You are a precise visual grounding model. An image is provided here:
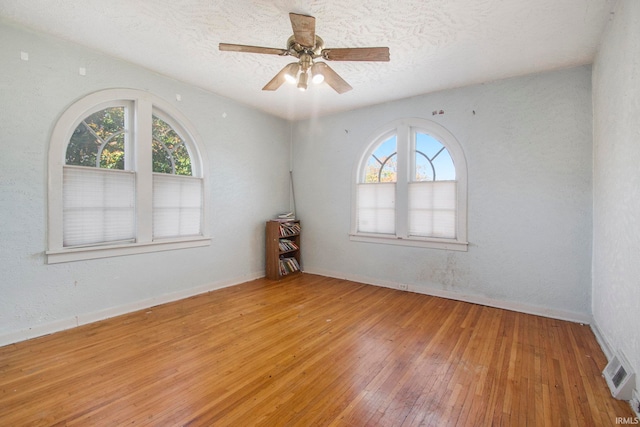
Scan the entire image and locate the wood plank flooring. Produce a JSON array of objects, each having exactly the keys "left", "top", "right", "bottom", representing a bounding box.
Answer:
[{"left": 0, "top": 274, "right": 634, "bottom": 426}]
